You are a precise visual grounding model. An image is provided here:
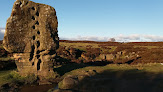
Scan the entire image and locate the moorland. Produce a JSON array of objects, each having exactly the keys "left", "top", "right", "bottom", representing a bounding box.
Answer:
[{"left": 1, "top": 40, "right": 163, "bottom": 92}]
